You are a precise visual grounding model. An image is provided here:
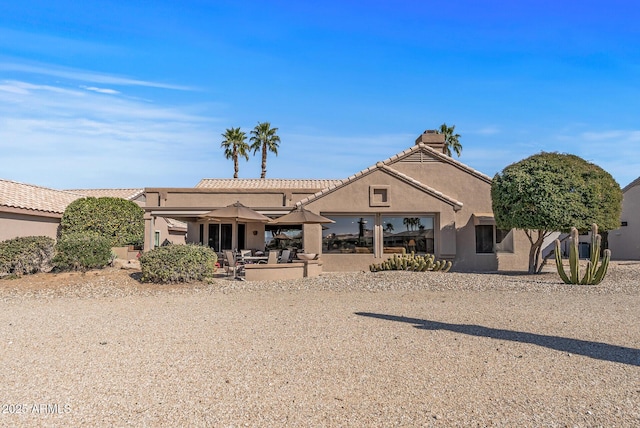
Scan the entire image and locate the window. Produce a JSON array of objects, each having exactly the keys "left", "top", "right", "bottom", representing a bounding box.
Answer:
[
  {"left": 621, "top": 221, "right": 628, "bottom": 227},
  {"left": 154, "top": 231, "right": 160, "bottom": 248},
  {"left": 475, "top": 225, "right": 494, "bottom": 253},
  {"left": 208, "top": 223, "right": 233, "bottom": 251},
  {"left": 265, "top": 224, "right": 302, "bottom": 251},
  {"left": 323, "top": 216, "right": 374, "bottom": 254},
  {"left": 495, "top": 228, "right": 514, "bottom": 253},
  {"left": 382, "top": 216, "right": 434, "bottom": 254}
]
